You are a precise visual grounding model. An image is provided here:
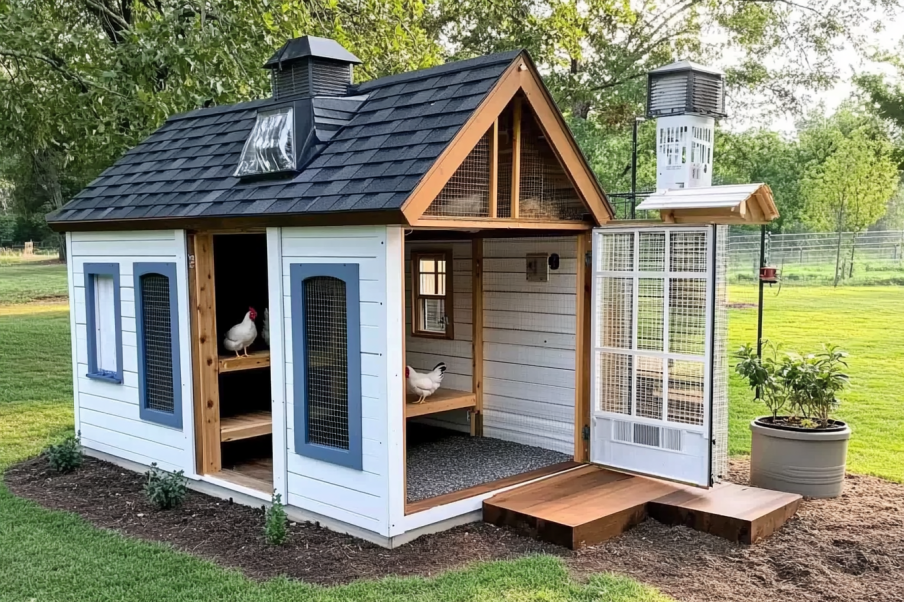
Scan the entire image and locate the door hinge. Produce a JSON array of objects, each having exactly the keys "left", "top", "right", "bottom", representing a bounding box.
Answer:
[
  {"left": 584, "top": 250, "right": 592, "bottom": 267},
  {"left": 188, "top": 254, "right": 196, "bottom": 269},
  {"left": 582, "top": 425, "right": 590, "bottom": 440}
]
